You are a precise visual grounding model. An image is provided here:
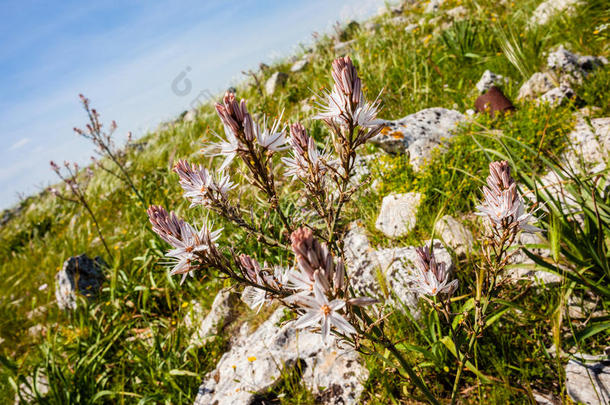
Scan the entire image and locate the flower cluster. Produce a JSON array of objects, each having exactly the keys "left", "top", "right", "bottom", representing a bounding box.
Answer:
[
  {"left": 149, "top": 56, "right": 383, "bottom": 343},
  {"left": 282, "top": 123, "right": 331, "bottom": 181},
  {"left": 211, "top": 91, "right": 287, "bottom": 171},
  {"left": 476, "top": 161, "right": 539, "bottom": 234},
  {"left": 408, "top": 246, "right": 458, "bottom": 297},
  {"left": 147, "top": 205, "right": 222, "bottom": 283},
  {"left": 315, "top": 56, "right": 384, "bottom": 158},
  {"left": 173, "top": 160, "right": 234, "bottom": 208}
]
